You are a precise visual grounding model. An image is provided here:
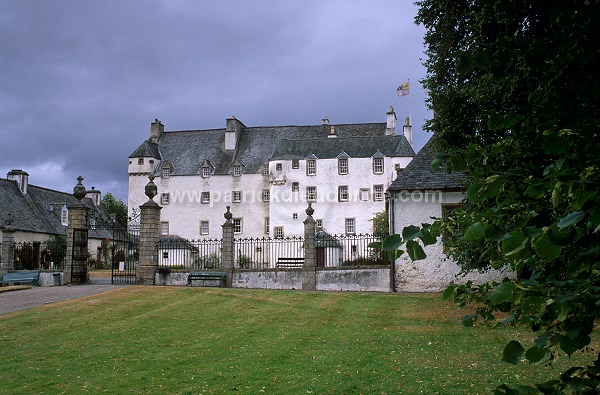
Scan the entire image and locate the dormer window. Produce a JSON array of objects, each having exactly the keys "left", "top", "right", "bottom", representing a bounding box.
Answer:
[
  {"left": 338, "top": 158, "right": 348, "bottom": 175},
  {"left": 162, "top": 167, "right": 171, "bottom": 178},
  {"left": 201, "top": 166, "right": 211, "bottom": 178},
  {"left": 232, "top": 165, "right": 242, "bottom": 177},
  {"left": 307, "top": 160, "right": 316, "bottom": 176},
  {"left": 373, "top": 157, "right": 384, "bottom": 174},
  {"left": 262, "top": 164, "right": 269, "bottom": 176}
]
